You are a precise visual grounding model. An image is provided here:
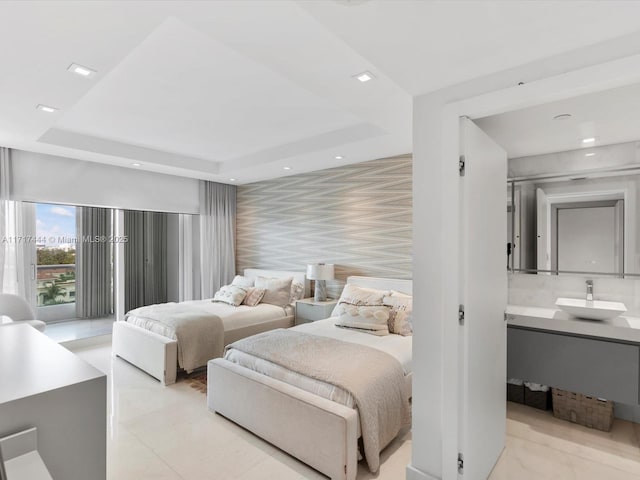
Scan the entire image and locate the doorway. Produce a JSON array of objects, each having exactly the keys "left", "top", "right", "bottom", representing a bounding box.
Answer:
[{"left": 412, "top": 53, "right": 640, "bottom": 480}]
